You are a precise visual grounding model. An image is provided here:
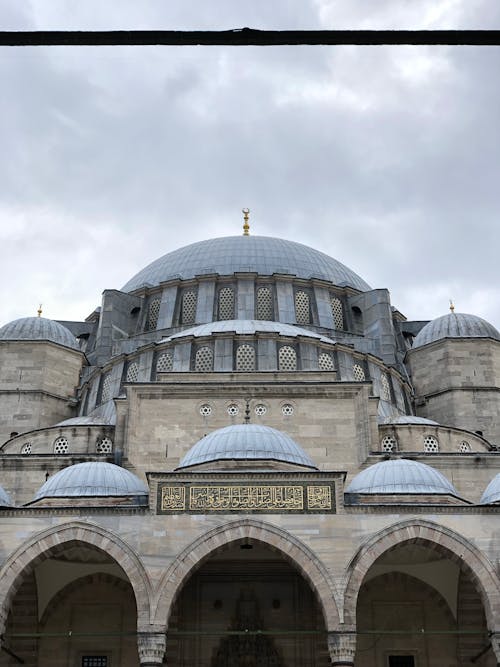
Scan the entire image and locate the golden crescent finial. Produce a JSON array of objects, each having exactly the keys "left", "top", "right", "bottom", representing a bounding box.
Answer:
[
  {"left": 449, "top": 299, "right": 455, "bottom": 313},
  {"left": 242, "top": 208, "right": 250, "bottom": 236},
  {"left": 37, "top": 303, "right": 43, "bottom": 317}
]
